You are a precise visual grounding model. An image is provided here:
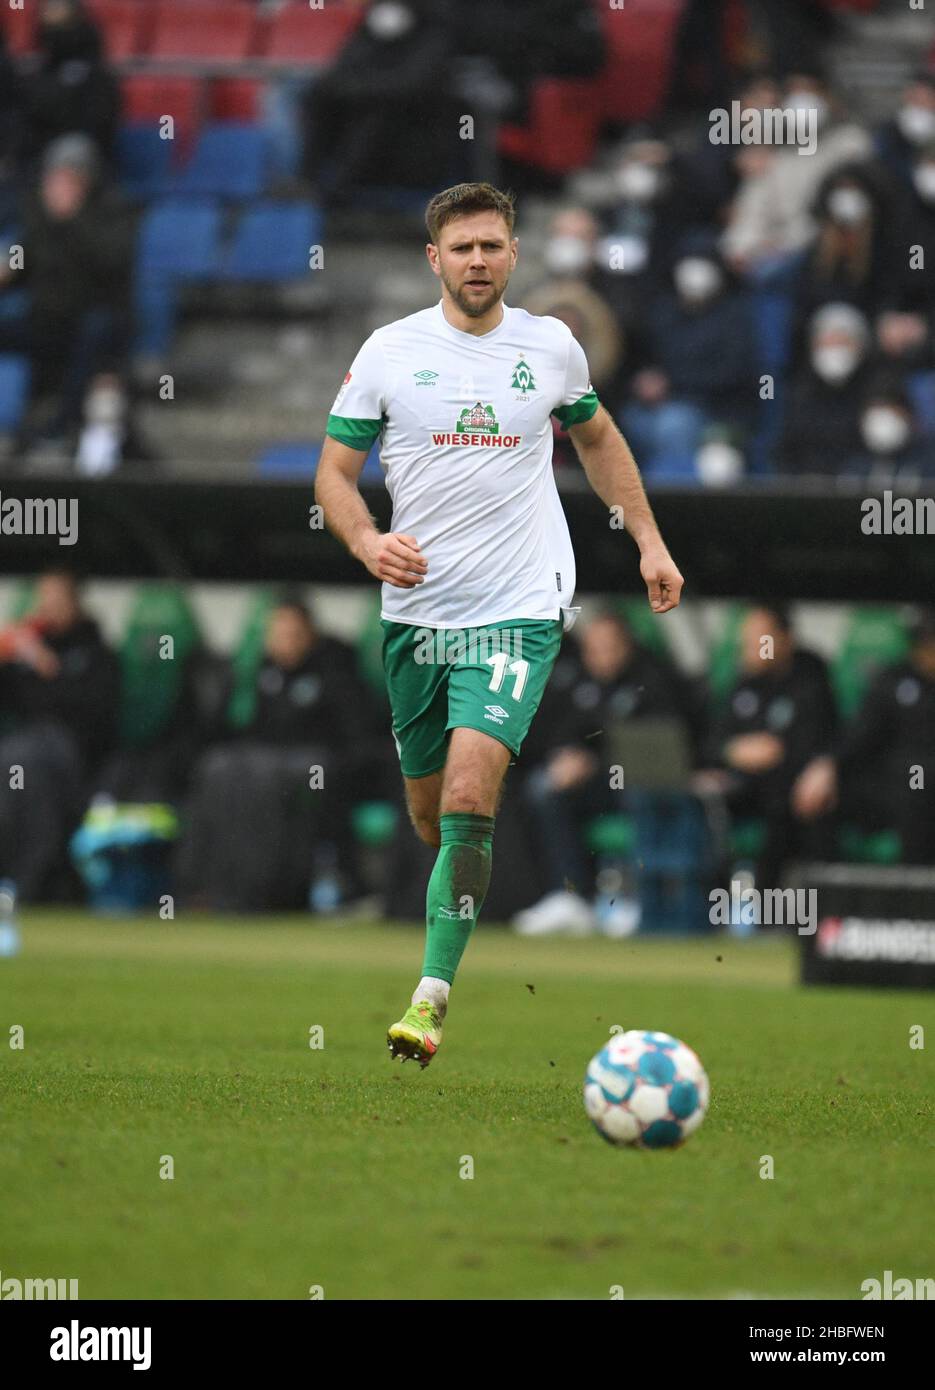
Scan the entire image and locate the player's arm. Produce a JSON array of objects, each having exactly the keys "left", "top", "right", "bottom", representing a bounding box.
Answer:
[
  {"left": 314, "top": 437, "right": 427, "bottom": 590},
  {"left": 568, "top": 405, "right": 684, "bottom": 614}
]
